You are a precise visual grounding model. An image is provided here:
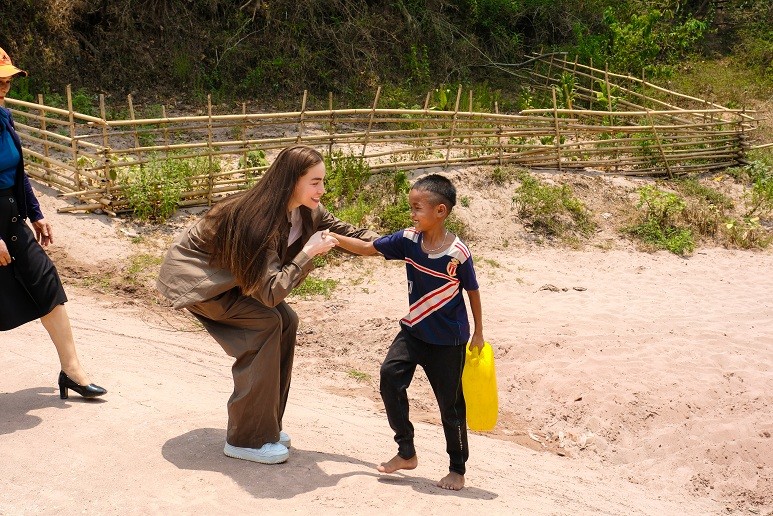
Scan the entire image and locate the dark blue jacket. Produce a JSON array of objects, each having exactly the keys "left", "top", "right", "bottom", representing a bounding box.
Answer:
[{"left": 0, "top": 106, "right": 44, "bottom": 226}]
